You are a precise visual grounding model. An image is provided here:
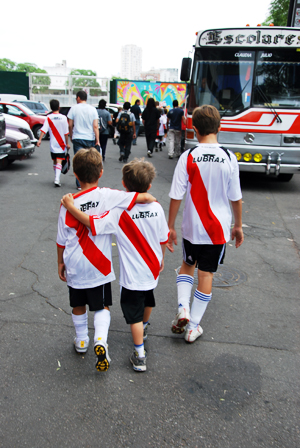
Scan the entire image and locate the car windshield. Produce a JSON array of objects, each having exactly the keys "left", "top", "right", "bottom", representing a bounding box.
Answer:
[{"left": 17, "top": 104, "right": 35, "bottom": 115}]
